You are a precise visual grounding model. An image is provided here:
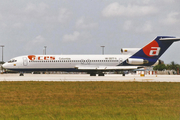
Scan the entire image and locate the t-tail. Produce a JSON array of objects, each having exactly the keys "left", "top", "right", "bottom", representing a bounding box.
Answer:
[{"left": 121, "top": 36, "right": 180, "bottom": 66}]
